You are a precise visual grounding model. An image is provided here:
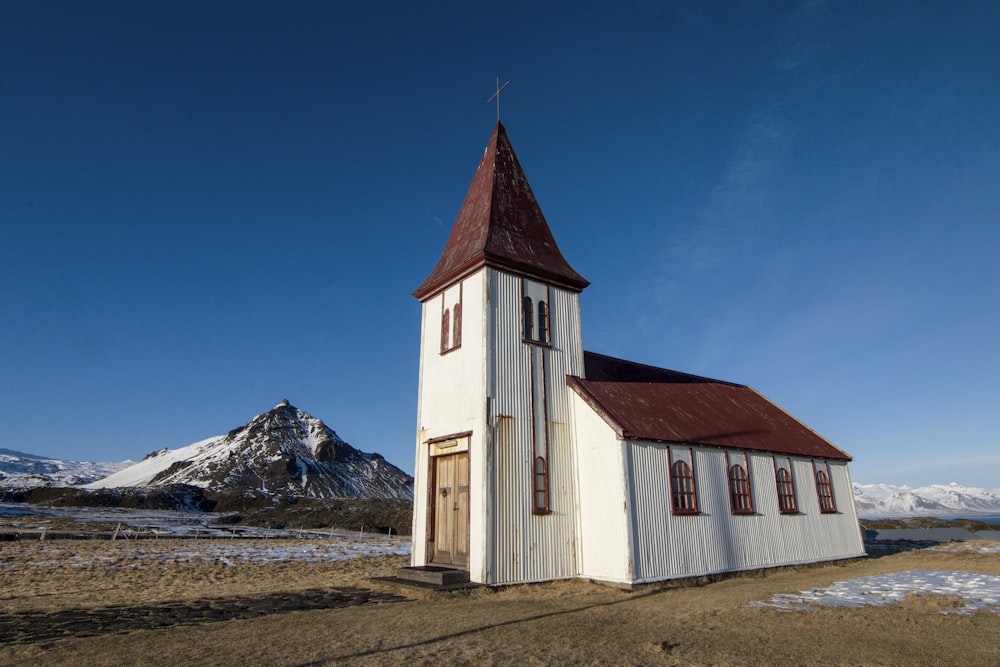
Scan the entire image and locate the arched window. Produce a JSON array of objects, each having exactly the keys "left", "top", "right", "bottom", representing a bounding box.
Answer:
[
  {"left": 522, "top": 296, "right": 534, "bottom": 340},
  {"left": 776, "top": 467, "right": 797, "bottom": 513},
  {"left": 533, "top": 456, "right": 549, "bottom": 514},
  {"left": 537, "top": 301, "right": 549, "bottom": 344},
  {"left": 728, "top": 464, "right": 754, "bottom": 514},
  {"left": 816, "top": 470, "right": 836, "bottom": 513},
  {"left": 452, "top": 302, "right": 462, "bottom": 348},
  {"left": 670, "top": 459, "right": 698, "bottom": 514},
  {"left": 440, "top": 308, "right": 450, "bottom": 353}
]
